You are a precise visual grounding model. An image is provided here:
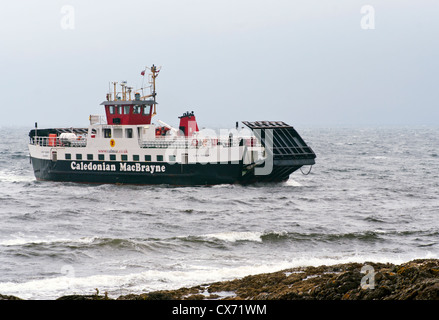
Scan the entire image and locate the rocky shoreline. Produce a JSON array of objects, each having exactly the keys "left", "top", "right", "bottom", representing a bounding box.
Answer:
[{"left": 2, "top": 259, "right": 439, "bottom": 300}]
